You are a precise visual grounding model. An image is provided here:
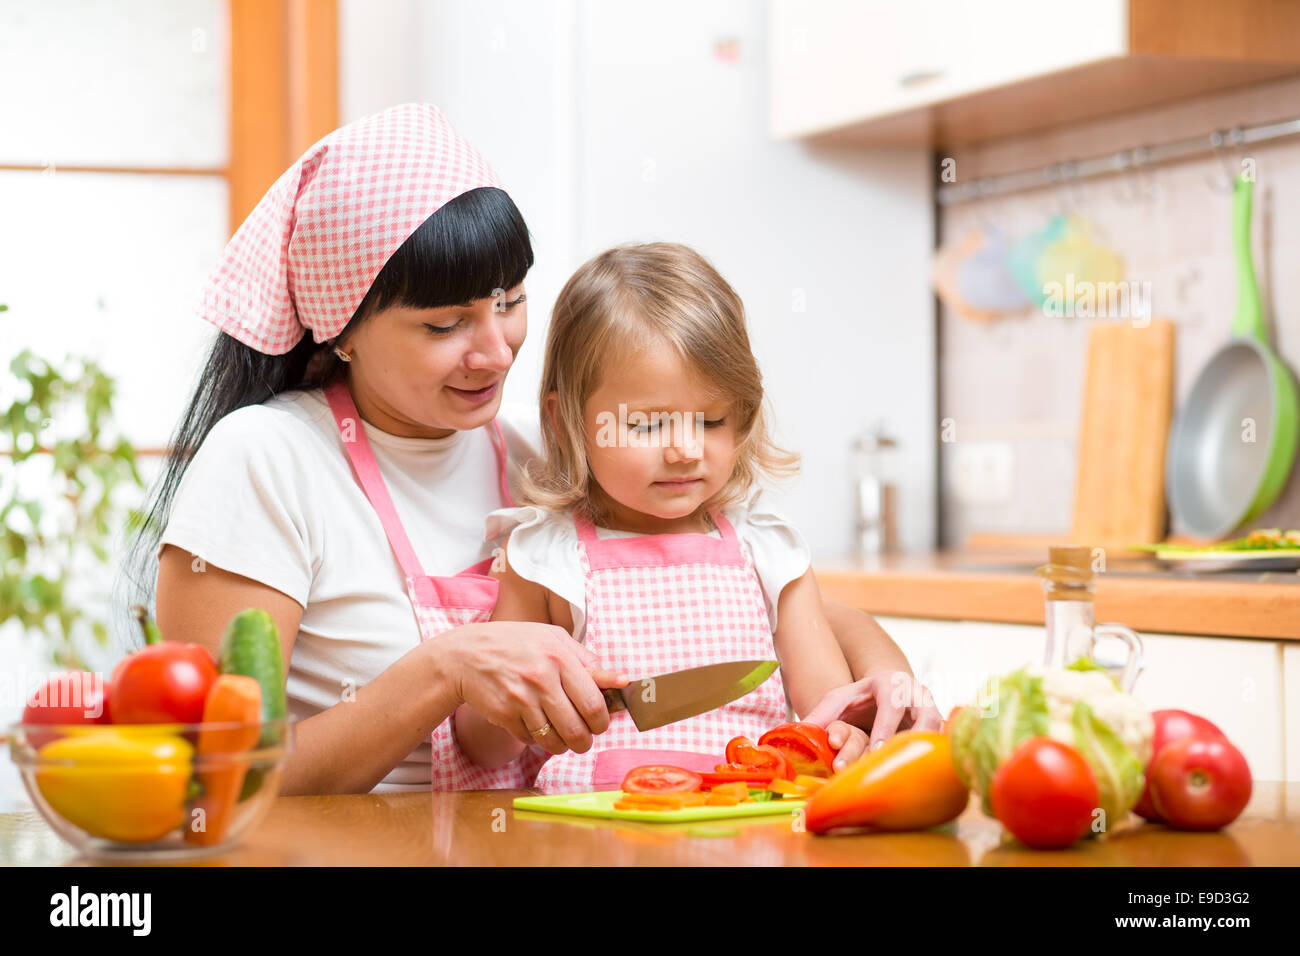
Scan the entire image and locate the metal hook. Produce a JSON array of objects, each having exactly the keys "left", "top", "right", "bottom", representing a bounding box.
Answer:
[
  {"left": 1206, "top": 128, "right": 1246, "bottom": 193},
  {"left": 1111, "top": 147, "right": 1155, "bottom": 204},
  {"left": 1043, "top": 163, "right": 1069, "bottom": 216},
  {"left": 1060, "top": 160, "right": 1087, "bottom": 215}
]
